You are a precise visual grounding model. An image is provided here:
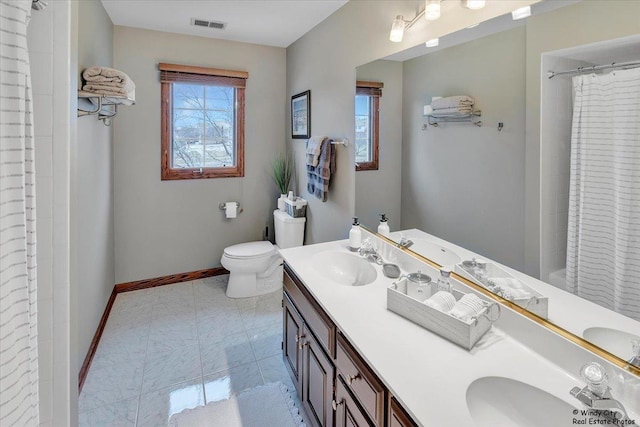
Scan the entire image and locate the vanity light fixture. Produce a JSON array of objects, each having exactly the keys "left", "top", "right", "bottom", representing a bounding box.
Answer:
[
  {"left": 425, "top": 0, "right": 441, "bottom": 21},
  {"left": 390, "top": 15, "right": 406, "bottom": 42},
  {"left": 389, "top": 6, "right": 428, "bottom": 43},
  {"left": 464, "top": 0, "right": 485, "bottom": 10},
  {"left": 425, "top": 38, "right": 439, "bottom": 47},
  {"left": 511, "top": 5, "right": 531, "bottom": 20}
]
